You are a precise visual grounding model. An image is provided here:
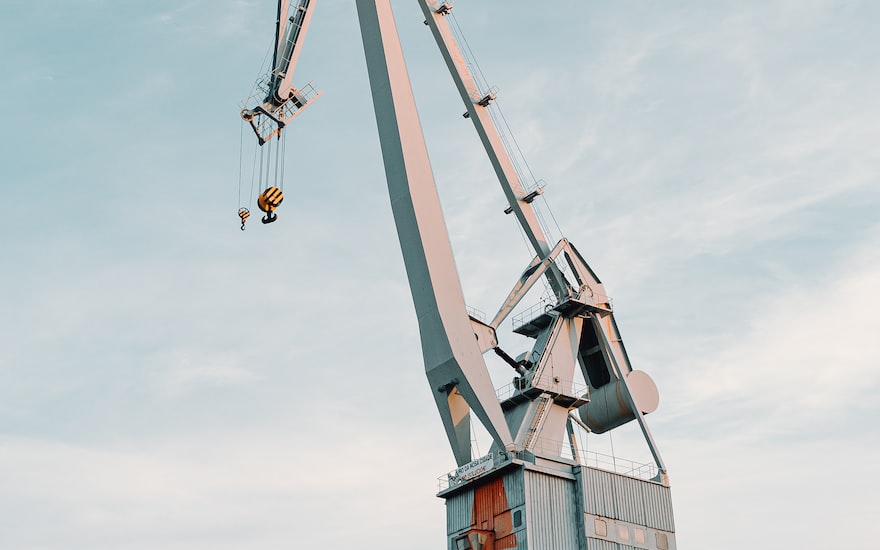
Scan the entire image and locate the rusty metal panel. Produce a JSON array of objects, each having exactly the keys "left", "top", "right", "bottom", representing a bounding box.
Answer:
[
  {"left": 503, "top": 468, "right": 526, "bottom": 509},
  {"left": 640, "top": 479, "right": 675, "bottom": 532},
  {"left": 495, "top": 533, "right": 520, "bottom": 550},
  {"left": 487, "top": 475, "right": 512, "bottom": 514},
  {"left": 473, "top": 479, "right": 493, "bottom": 530},
  {"left": 446, "top": 488, "right": 473, "bottom": 535},
  {"left": 525, "top": 470, "right": 579, "bottom": 550},
  {"left": 582, "top": 467, "right": 618, "bottom": 518},
  {"left": 473, "top": 477, "right": 505, "bottom": 530},
  {"left": 500, "top": 469, "right": 526, "bottom": 548}
]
